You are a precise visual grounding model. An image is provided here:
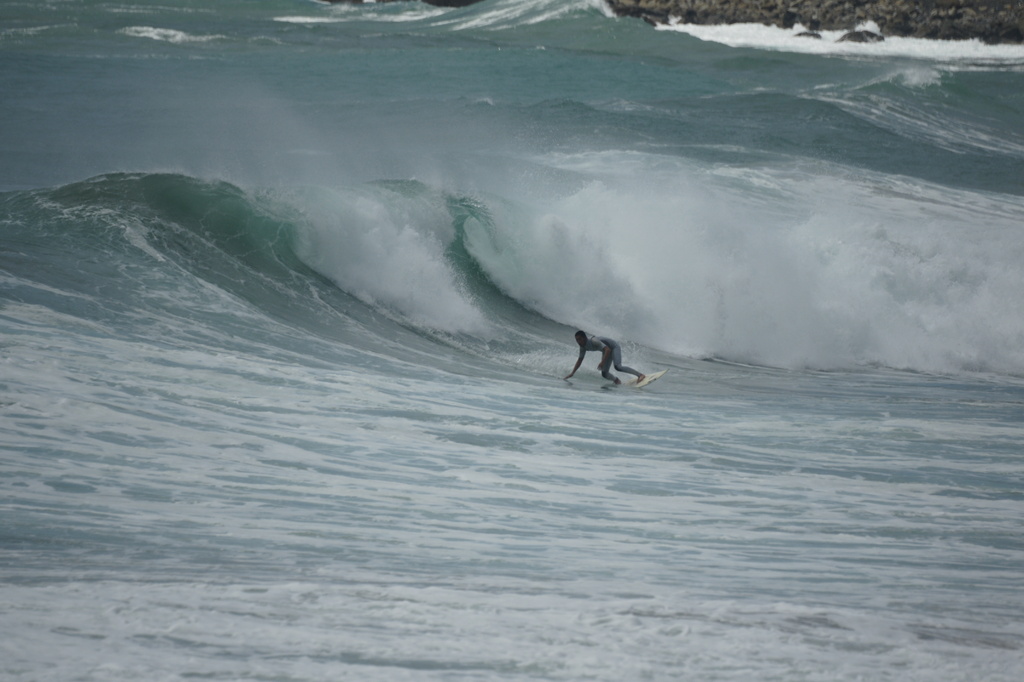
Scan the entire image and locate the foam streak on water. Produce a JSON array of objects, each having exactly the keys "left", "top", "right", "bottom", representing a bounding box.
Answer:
[{"left": 3, "top": 282, "right": 1023, "bottom": 679}]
